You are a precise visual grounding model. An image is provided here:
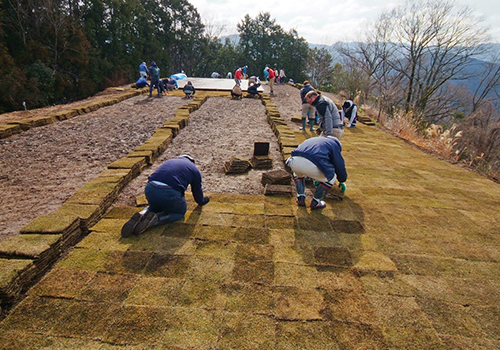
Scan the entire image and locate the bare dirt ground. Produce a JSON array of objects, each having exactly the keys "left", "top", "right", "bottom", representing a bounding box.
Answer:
[{"left": 0, "top": 83, "right": 306, "bottom": 243}]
